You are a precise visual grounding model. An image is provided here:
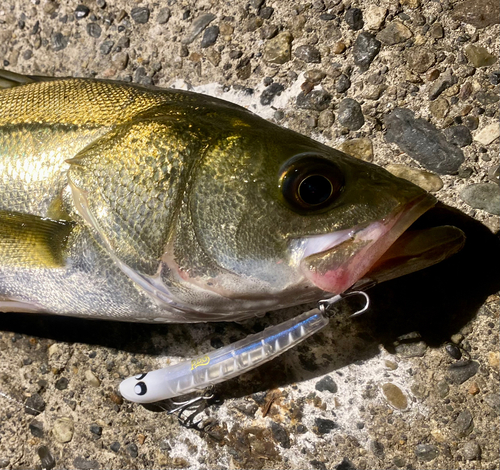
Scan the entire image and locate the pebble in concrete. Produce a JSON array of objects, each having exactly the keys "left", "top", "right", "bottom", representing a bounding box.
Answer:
[
  {"left": 344, "top": 8, "right": 364, "bottom": 30},
  {"left": 460, "top": 183, "right": 500, "bottom": 216},
  {"left": 85, "top": 370, "right": 101, "bottom": 387},
  {"left": 376, "top": 21, "right": 412, "bottom": 45},
  {"left": 130, "top": 7, "right": 150, "bottom": 24},
  {"left": 352, "top": 32, "right": 381, "bottom": 71},
  {"left": 29, "top": 420, "right": 44, "bottom": 438},
  {"left": 484, "top": 394, "right": 500, "bottom": 413},
  {"left": 461, "top": 440, "right": 481, "bottom": 460},
  {"left": 74, "top": 5, "right": 90, "bottom": 20},
  {"left": 489, "top": 165, "right": 500, "bottom": 185},
  {"left": 382, "top": 383, "right": 408, "bottom": 410},
  {"left": 260, "top": 83, "right": 284, "bottom": 106},
  {"left": 156, "top": 8, "right": 171, "bottom": 24},
  {"left": 25, "top": 393, "right": 45, "bottom": 416},
  {"left": 337, "top": 98, "right": 364, "bottom": 130},
  {"left": 315, "top": 418, "right": 337, "bottom": 434},
  {"left": 454, "top": 409, "right": 474, "bottom": 437},
  {"left": 38, "top": 446, "right": 56, "bottom": 470},
  {"left": 384, "top": 107, "right": 464, "bottom": 174},
  {"left": 464, "top": 44, "right": 497, "bottom": 67},
  {"left": 315, "top": 375, "right": 338, "bottom": 393},
  {"left": 339, "top": 137, "right": 374, "bottom": 162},
  {"left": 429, "top": 69, "right": 456, "bottom": 100},
  {"left": 406, "top": 48, "right": 436, "bottom": 74},
  {"left": 294, "top": 45, "right": 321, "bottom": 63},
  {"left": 364, "top": 6, "right": 386, "bottom": 30},
  {"left": 385, "top": 164, "right": 443, "bottom": 192},
  {"left": 52, "top": 417, "right": 74, "bottom": 443},
  {"left": 264, "top": 32, "right": 293, "bottom": 64},
  {"left": 444, "top": 125, "right": 472, "bottom": 147},
  {"left": 429, "top": 98, "right": 449, "bottom": 119},
  {"left": 415, "top": 444, "right": 439, "bottom": 461},
  {"left": 452, "top": 0, "right": 500, "bottom": 28},
  {"left": 201, "top": 25, "right": 219, "bottom": 48},
  {"left": 182, "top": 13, "right": 216, "bottom": 44},
  {"left": 86, "top": 23, "right": 101, "bottom": 38},
  {"left": 296, "top": 90, "right": 332, "bottom": 111},
  {"left": 335, "top": 74, "right": 351, "bottom": 93},
  {"left": 474, "top": 123, "right": 500, "bottom": 145},
  {"left": 447, "top": 360, "right": 479, "bottom": 384}
]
